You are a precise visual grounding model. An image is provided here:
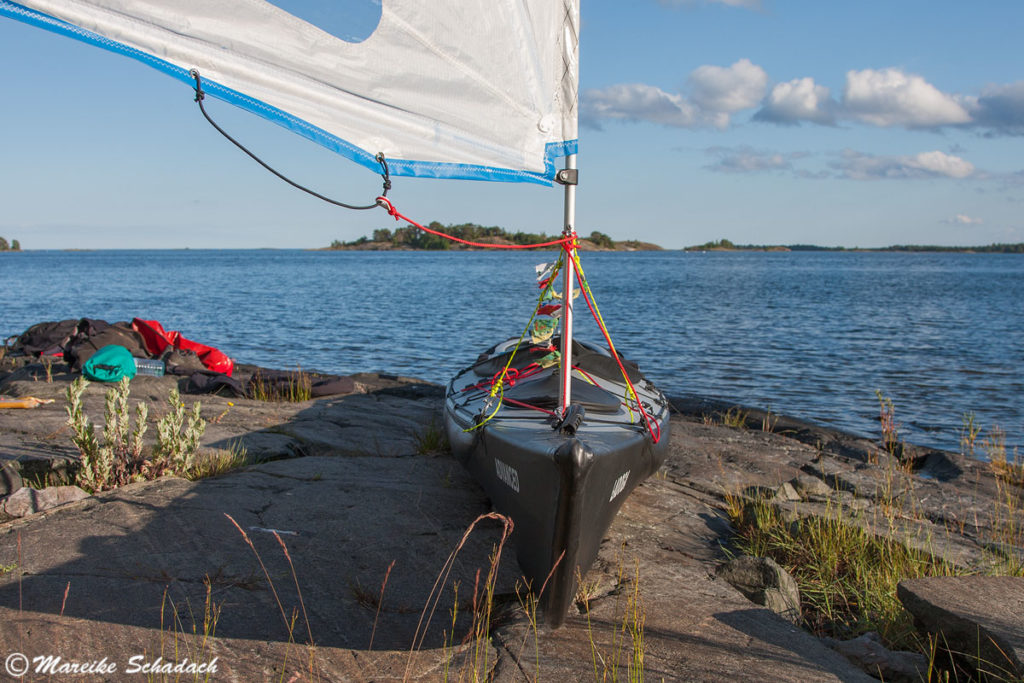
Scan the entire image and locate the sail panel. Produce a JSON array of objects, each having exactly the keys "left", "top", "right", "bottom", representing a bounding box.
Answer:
[{"left": 1, "top": 0, "right": 579, "bottom": 185}]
